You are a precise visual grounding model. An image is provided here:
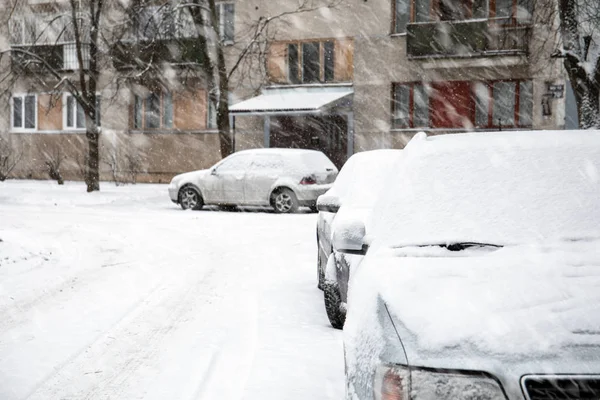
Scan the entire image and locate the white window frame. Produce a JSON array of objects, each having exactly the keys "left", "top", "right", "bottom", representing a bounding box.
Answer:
[
  {"left": 11, "top": 93, "right": 38, "bottom": 132},
  {"left": 63, "top": 93, "right": 102, "bottom": 131},
  {"left": 216, "top": 2, "right": 235, "bottom": 44}
]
